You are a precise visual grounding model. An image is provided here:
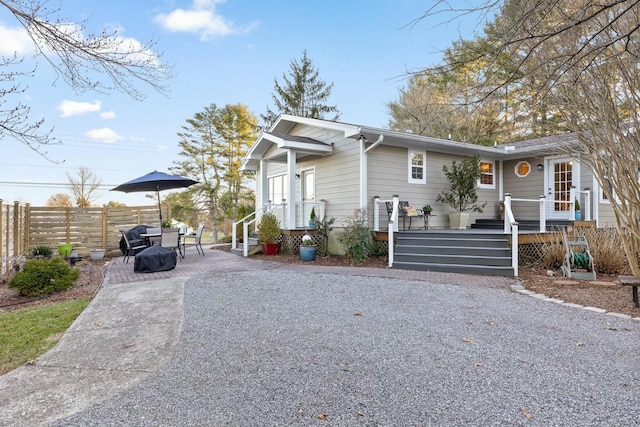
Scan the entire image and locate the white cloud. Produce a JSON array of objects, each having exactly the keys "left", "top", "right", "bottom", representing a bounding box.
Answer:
[
  {"left": 100, "top": 111, "right": 116, "bottom": 119},
  {"left": 154, "top": 0, "right": 257, "bottom": 40},
  {"left": 157, "top": 144, "right": 170, "bottom": 152},
  {"left": 0, "top": 23, "right": 33, "bottom": 55},
  {"left": 85, "top": 128, "right": 123, "bottom": 143},
  {"left": 57, "top": 100, "right": 102, "bottom": 117}
]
